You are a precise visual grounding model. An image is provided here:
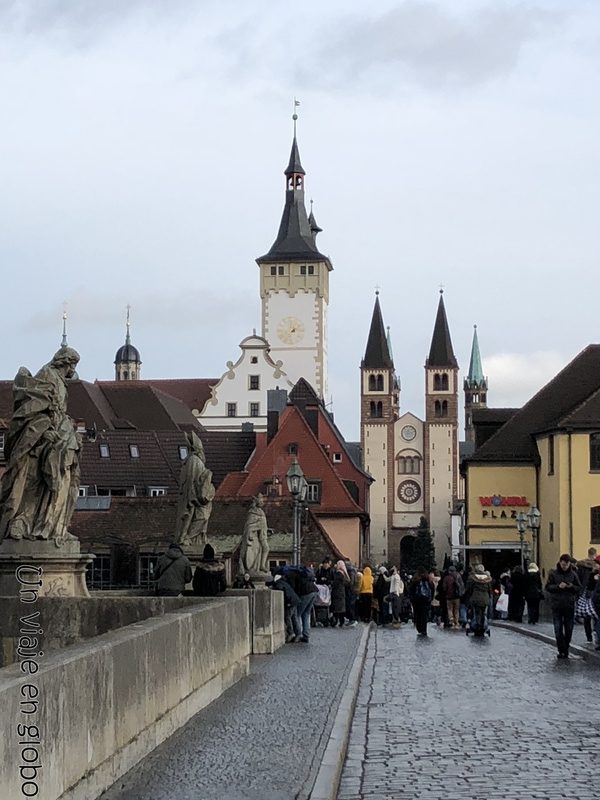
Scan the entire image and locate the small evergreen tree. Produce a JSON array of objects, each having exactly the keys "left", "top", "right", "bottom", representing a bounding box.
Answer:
[{"left": 407, "top": 516, "right": 436, "bottom": 572}]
